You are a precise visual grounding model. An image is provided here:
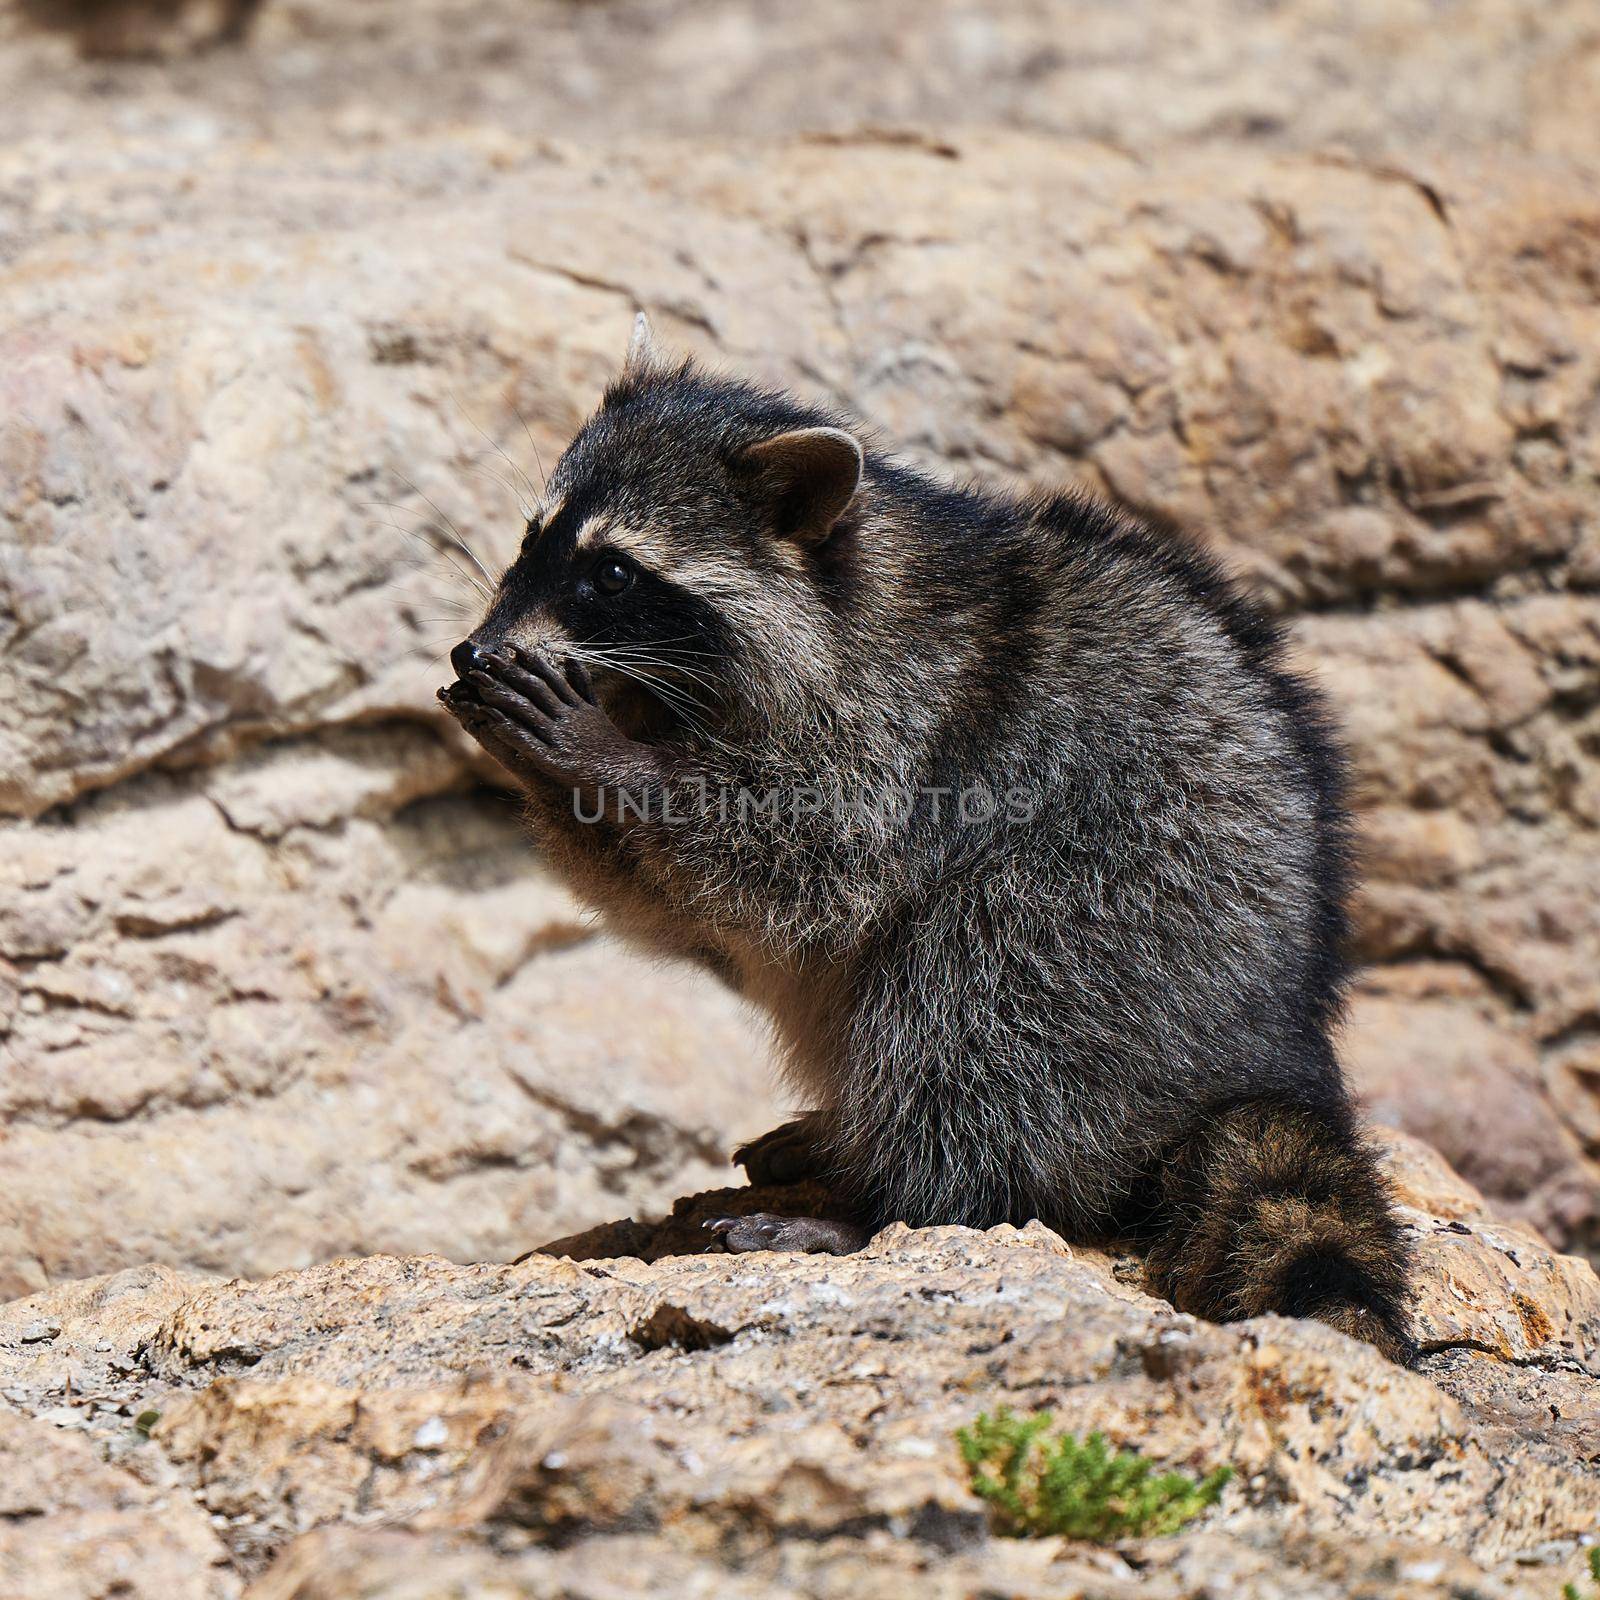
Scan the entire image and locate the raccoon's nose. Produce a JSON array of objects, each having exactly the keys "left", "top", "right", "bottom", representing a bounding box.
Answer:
[{"left": 451, "top": 640, "right": 489, "bottom": 678}]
